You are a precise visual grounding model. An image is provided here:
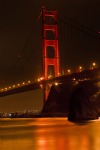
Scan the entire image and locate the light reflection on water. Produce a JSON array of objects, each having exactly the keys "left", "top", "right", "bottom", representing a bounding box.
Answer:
[{"left": 0, "top": 118, "right": 100, "bottom": 150}]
